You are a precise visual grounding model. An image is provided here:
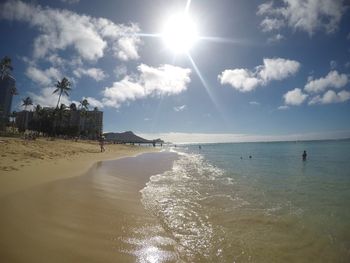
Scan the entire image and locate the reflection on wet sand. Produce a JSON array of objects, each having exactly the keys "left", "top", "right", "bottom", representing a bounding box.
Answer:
[{"left": 0, "top": 152, "right": 178, "bottom": 263}]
